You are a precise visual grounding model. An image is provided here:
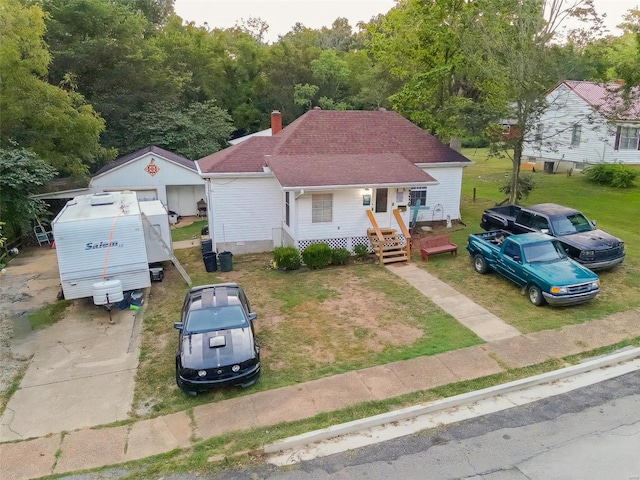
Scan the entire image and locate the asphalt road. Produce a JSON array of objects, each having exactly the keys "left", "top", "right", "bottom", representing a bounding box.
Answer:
[
  {"left": 211, "top": 369, "right": 640, "bottom": 480},
  {"left": 52, "top": 368, "right": 640, "bottom": 480}
]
